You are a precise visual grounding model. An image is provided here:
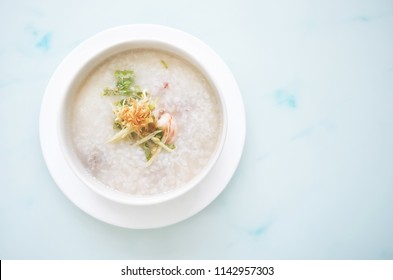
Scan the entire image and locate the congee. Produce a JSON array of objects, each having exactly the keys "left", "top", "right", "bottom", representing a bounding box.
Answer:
[{"left": 69, "top": 49, "right": 223, "bottom": 195}]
